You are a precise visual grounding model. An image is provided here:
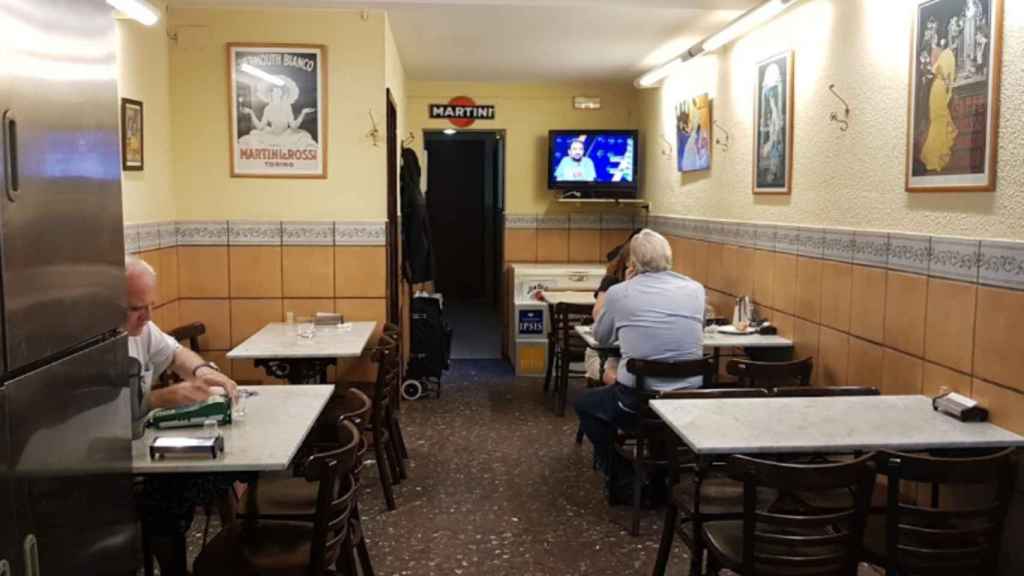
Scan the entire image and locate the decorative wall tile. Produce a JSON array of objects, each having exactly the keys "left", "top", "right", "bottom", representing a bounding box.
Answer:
[
  {"left": 706, "top": 221, "right": 724, "bottom": 244},
  {"left": 158, "top": 223, "right": 177, "bottom": 248},
  {"left": 755, "top": 224, "right": 776, "bottom": 251},
  {"left": 853, "top": 231, "right": 889, "bottom": 268},
  {"left": 505, "top": 214, "right": 538, "bottom": 229},
  {"left": 646, "top": 214, "right": 667, "bottom": 236},
  {"left": 138, "top": 222, "right": 160, "bottom": 251},
  {"left": 822, "top": 229, "right": 854, "bottom": 263},
  {"left": 229, "top": 220, "right": 283, "bottom": 246},
  {"left": 536, "top": 214, "right": 569, "bottom": 230},
  {"left": 797, "top": 226, "right": 825, "bottom": 258},
  {"left": 929, "top": 236, "right": 980, "bottom": 283},
  {"left": 775, "top": 225, "right": 801, "bottom": 255},
  {"left": 720, "top": 221, "right": 739, "bottom": 246},
  {"left": 124, "top": 224, "right": 141, "bottom": 254},
  {"left": 667, "top": 215, "right": 687, "bottom": 238},
  {"left": 692, "top": 219, "right": 710, "bottom": 242},
  {"left": 177, "top": 220, "right": 229, "bottom": 246},
  {"left": 282, "top": 221, "right": 335, "bottom": 246},
  {"left": 887, "top": 232, "right": 931, "bottom": 275},
  {"left": 735, "top": 222, "right": 757, "bottom": 248},
  {"left": 600, "top": 213, "right": 633, "bottom": 230},
  {"left": 569, "top": 213, "right": 602, "bottom": 230},
  {"left": 979, "top": 239, "right": 1024, "bottom": 290},
  {"left": 334, "top": 221, "right": 386, "bottom": 246}
]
